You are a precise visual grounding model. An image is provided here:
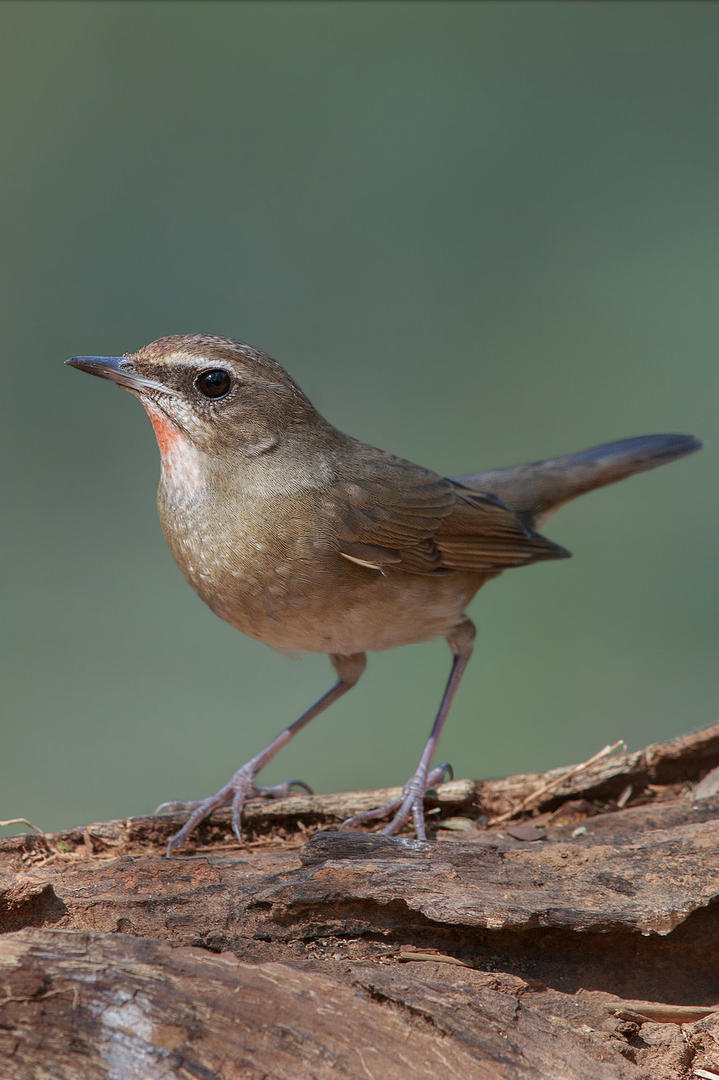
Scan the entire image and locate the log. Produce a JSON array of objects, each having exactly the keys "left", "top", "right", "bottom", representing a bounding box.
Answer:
[{"left": 1, "top": 723, "right": 719, "bottom": 1079}]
